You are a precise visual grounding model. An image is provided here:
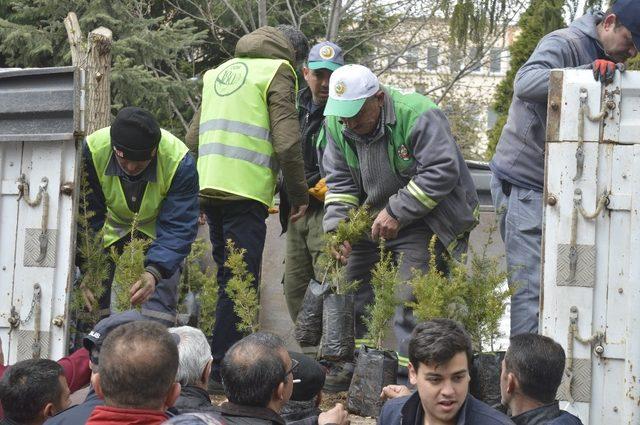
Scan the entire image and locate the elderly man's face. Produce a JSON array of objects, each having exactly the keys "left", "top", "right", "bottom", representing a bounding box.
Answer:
[{"left": 340, "top": 92, "right": 384, "bottom": 136}]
